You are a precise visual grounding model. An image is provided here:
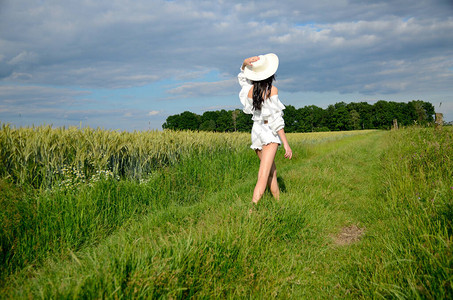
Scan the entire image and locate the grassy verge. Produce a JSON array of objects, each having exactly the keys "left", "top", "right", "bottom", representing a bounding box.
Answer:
[{"left": 362, "top": 127, "right": 453, "bottom": 298}]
